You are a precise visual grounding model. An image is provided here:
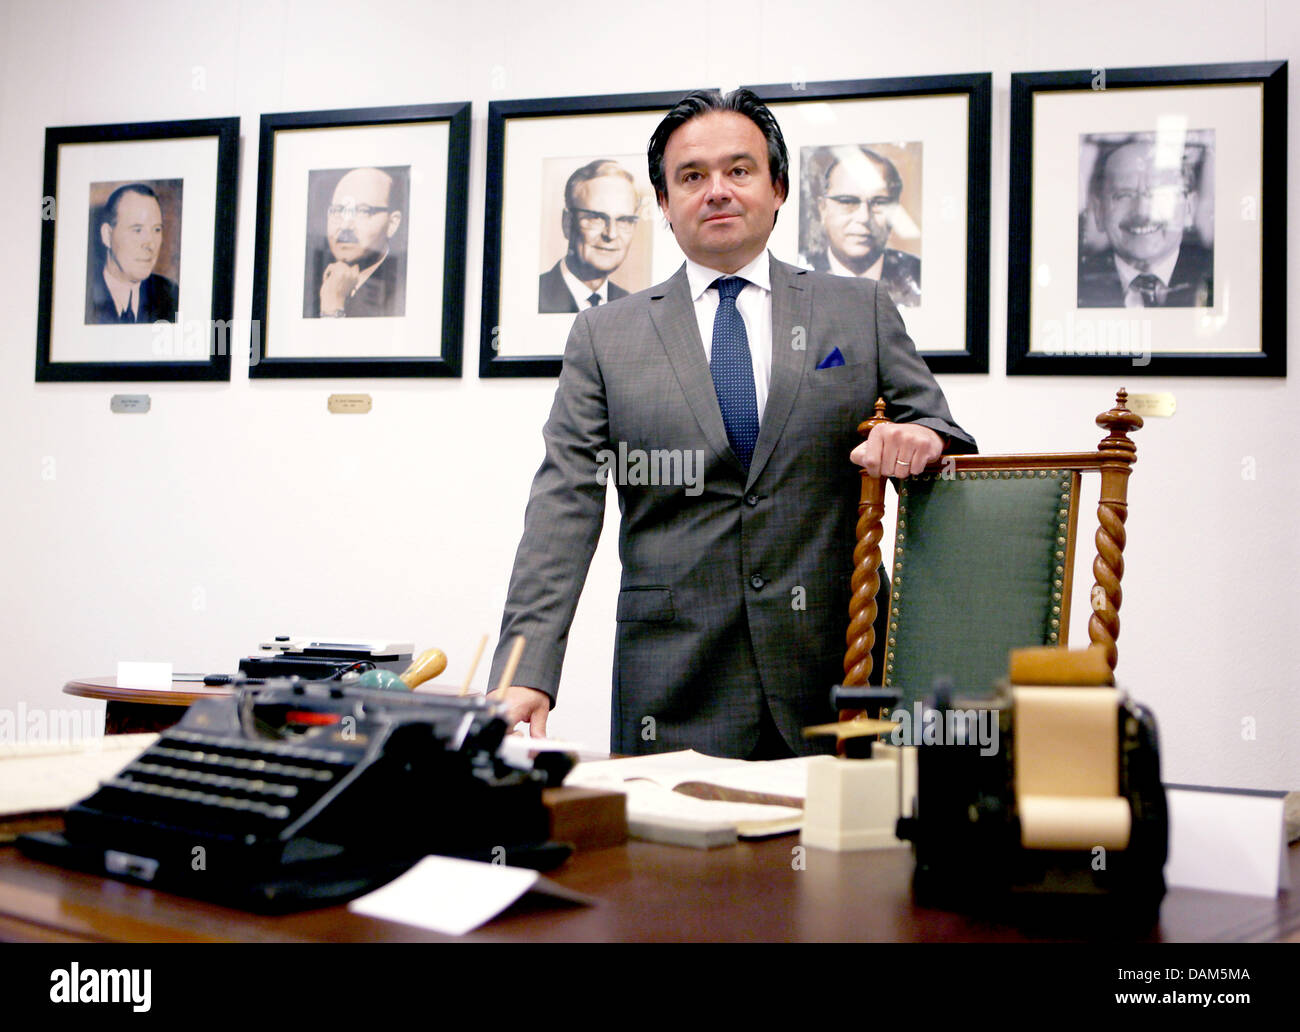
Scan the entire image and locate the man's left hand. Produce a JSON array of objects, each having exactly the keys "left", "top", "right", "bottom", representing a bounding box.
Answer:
[{"left": 851, "top": 423, "right": 943, "bottom": 477}]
